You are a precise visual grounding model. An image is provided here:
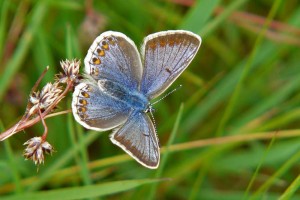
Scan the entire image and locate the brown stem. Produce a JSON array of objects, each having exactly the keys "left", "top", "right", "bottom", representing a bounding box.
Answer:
[
  {"left": 46, "top": 109, "right": 72, "bottom": 119},
  {"left": 23, "top": 66, "right": 49, "bottom": 115},
  {"left": 39, "top": 109, "right": 48, "bottom": 142},
  {"left": 31, "top": 66, "right": 49, "bottom": 94},
  {"left": 0, "top": 67, "right": 49, "bottom": 140},
  {"left": 0, "top": 80, "right": 73, "bottom": 141}
]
